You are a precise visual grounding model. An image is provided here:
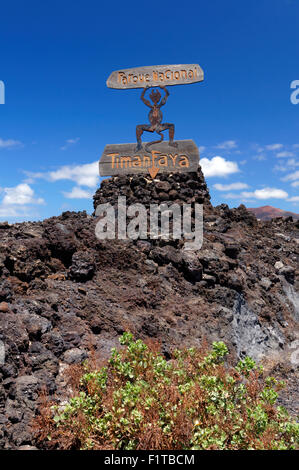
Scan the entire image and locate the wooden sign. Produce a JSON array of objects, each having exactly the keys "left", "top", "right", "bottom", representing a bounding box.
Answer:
[
  {"left": 99, "top": 140, "right": 199, "bottom": 179},
  {"left": 106, "top": 64, "right": 204, "bottom": 89}
]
